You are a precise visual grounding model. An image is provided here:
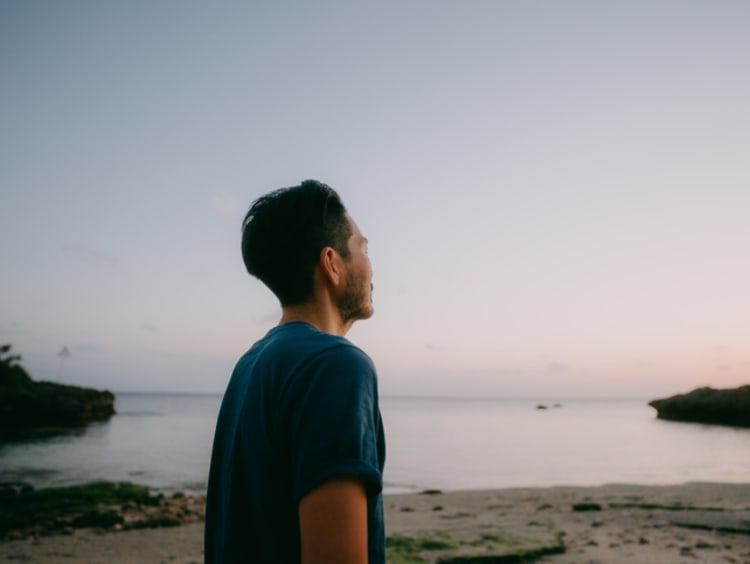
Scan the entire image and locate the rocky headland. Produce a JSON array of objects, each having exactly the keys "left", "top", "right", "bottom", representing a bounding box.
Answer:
[
  {"left": 0, "top": 344, "right": 115, "bottom": 440},
  {"left": 649, "top": 385, "right": 750, "bottom": 428}
]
